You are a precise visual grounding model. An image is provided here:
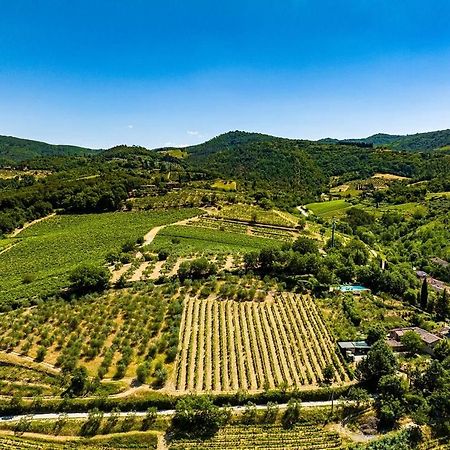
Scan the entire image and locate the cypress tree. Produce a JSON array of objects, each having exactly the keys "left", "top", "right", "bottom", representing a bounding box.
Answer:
[{"left": 420, "top": 278, "right": 428, "bottom": 311}]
